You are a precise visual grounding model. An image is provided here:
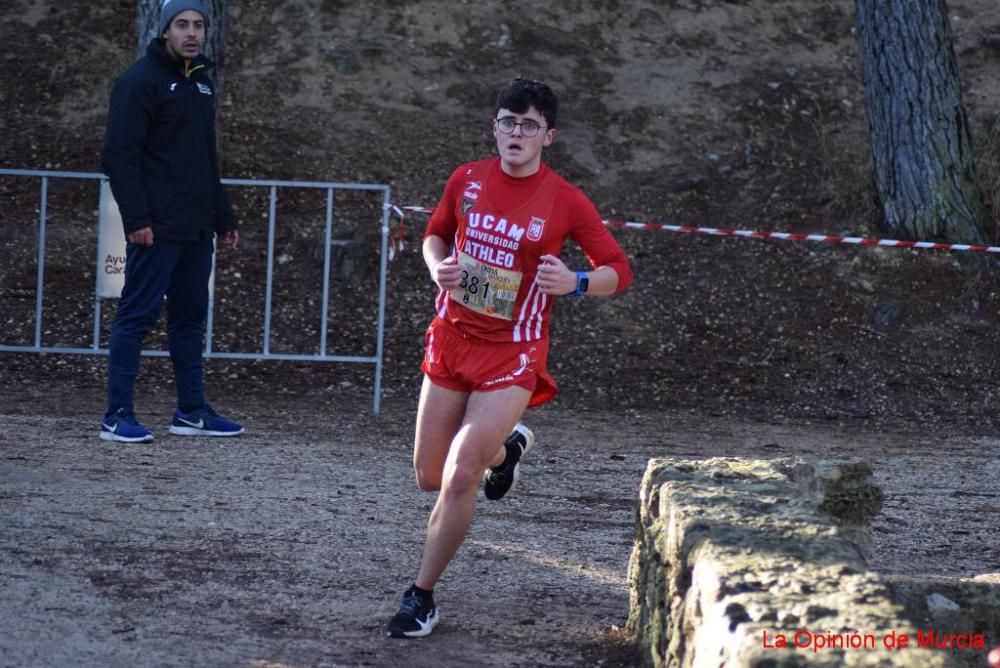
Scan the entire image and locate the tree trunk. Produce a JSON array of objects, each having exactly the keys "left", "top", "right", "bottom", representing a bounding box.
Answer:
[
  {"left": 136, "top": 0, "right": 228, "bottom": 100},
  {"left": 855, "top": 0, "right": 987, "bottom": 243}
]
